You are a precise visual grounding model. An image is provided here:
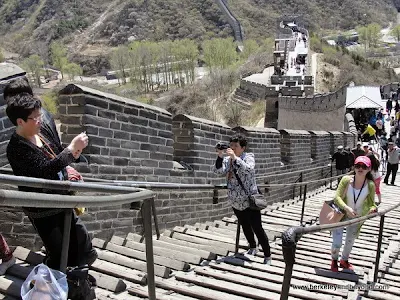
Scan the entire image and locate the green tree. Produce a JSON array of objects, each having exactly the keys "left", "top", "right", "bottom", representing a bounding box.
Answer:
[
  {"left": 50, "top": 42, "right": 68, "bottom": 79},
  {"left": 110, "top": 45, "right": 130, "bottom": 85},
  {"left": 41, "top": 90, "right": 58, "bottom": 115},
  {"left": 241, "top": 39, "right": 260, "bottom": 61},
  {"left": 390, "top": 24, "right": 400, "bottom": 43},
  {"left": 202, "top": 38, "right": 237, "bottom": 71},
  {"left": 22, "top": 54, "right": 44, "bottom": 87},
  {"left": 367, "top": 23, "right": 382, "bottom": 48},
  {"left": 64, "top": 63, "right": 83, "bottom": 81},
  {"left": 356, "top": 26, "right": 369, "bottom": 52}
]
